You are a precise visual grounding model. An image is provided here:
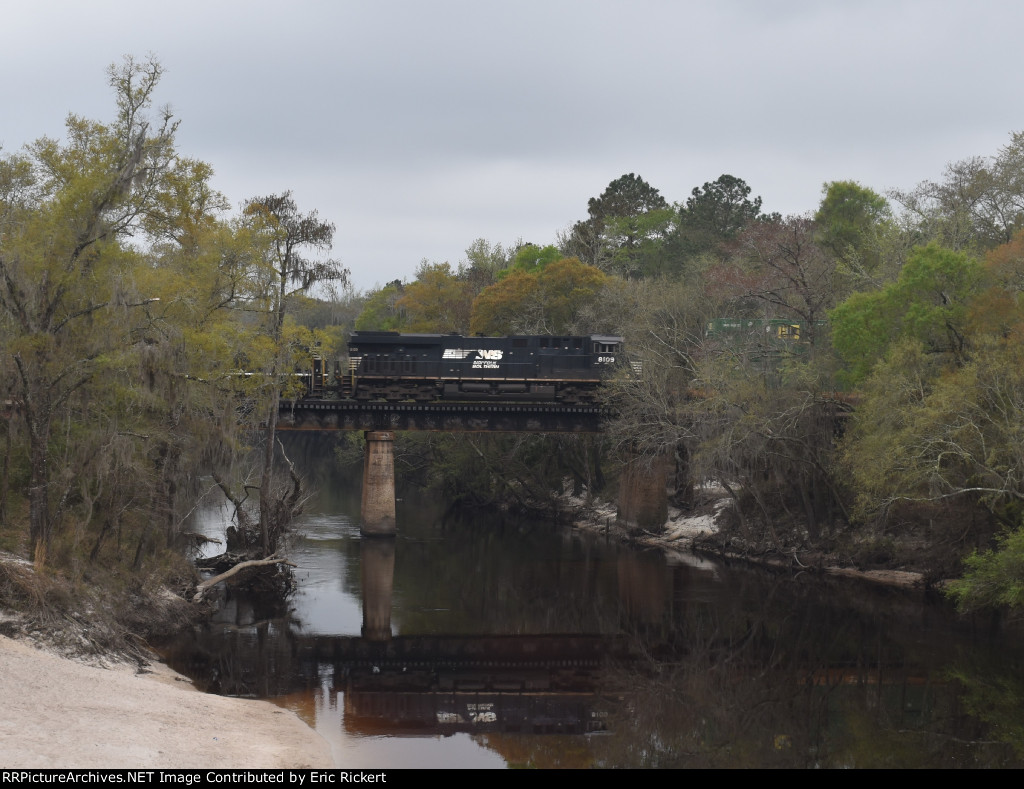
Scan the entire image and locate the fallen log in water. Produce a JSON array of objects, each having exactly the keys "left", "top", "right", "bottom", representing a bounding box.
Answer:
[{"left": 192, "top": 555, "right": 297, "bottom": 602}]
